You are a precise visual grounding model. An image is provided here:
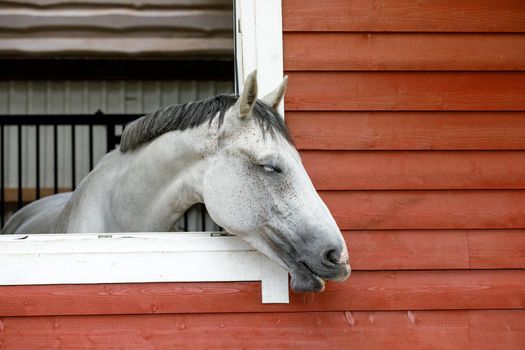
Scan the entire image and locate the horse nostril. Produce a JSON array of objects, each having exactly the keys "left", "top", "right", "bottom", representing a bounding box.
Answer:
[{"left": 322, "top": 248, "right": 340, "bottom": 266}]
